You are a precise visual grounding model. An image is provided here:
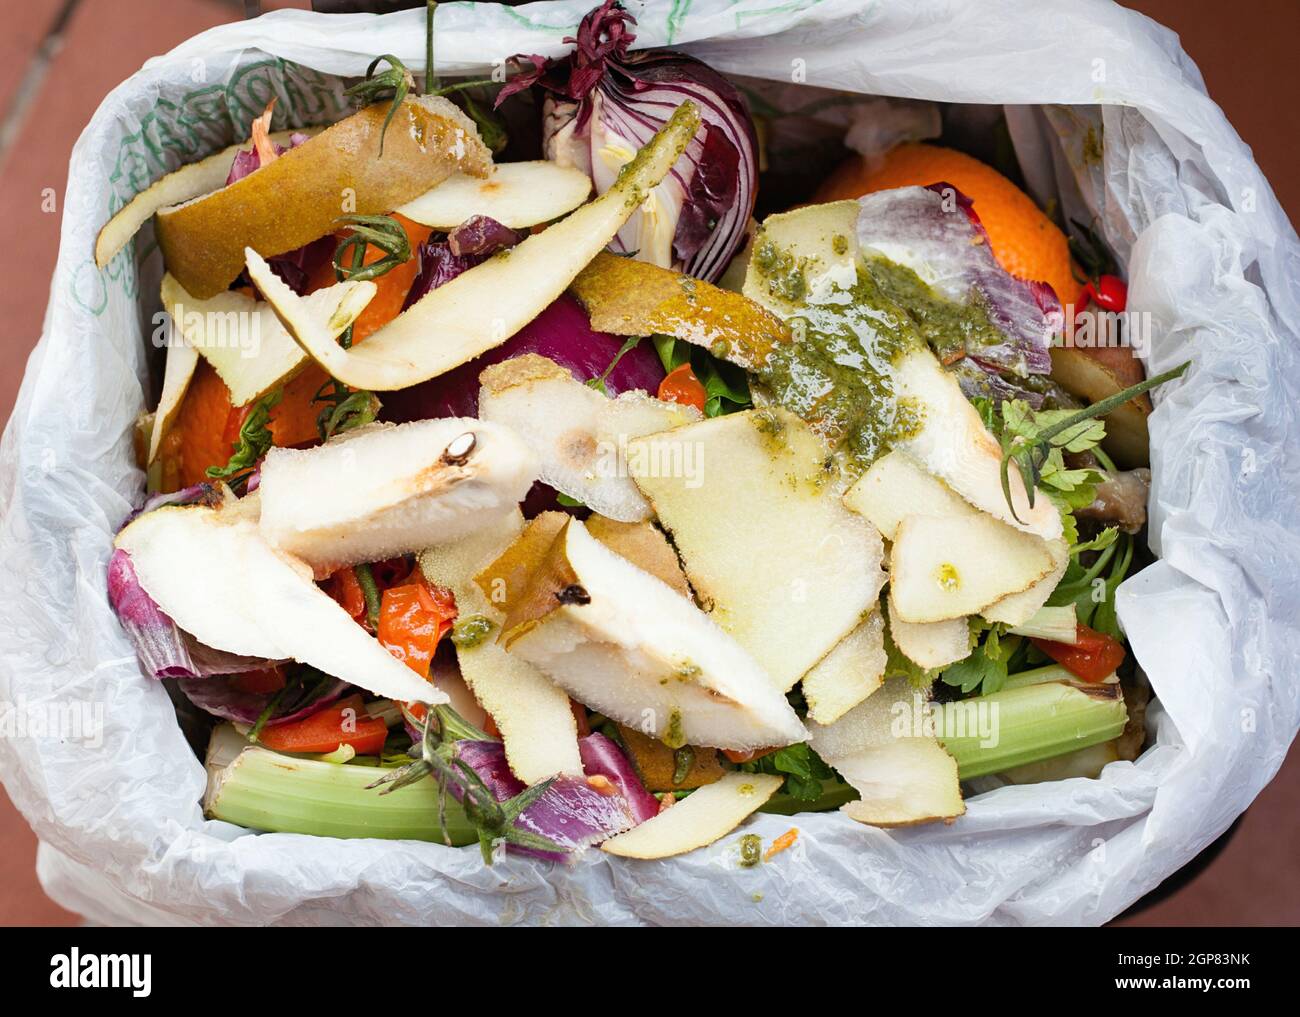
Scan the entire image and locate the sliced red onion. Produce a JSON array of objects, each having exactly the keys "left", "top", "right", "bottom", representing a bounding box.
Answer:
[
  {"left": 855, "top": 183, "right": 1062, "bottom": 378},
  {"left": 579, "top": 732, "right": 658, "bottom": 824},
  {"left": 453, "top": 740, "right": 634, "bottom": 861},
  {"left": 501, "top": 0, "right": 757, "bottom": 282},
  {"left": 381, "top": 294, "right": 665, "bottom": 423}
]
